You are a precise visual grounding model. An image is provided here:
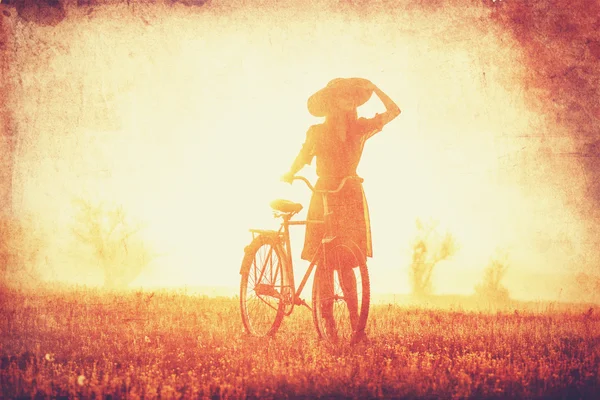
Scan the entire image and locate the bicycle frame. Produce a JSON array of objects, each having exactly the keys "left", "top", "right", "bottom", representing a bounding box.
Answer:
[{"left": 249, "top": 175, "right": 364, "bottom": 313}]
